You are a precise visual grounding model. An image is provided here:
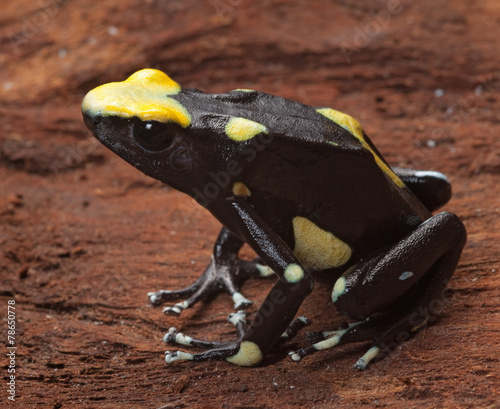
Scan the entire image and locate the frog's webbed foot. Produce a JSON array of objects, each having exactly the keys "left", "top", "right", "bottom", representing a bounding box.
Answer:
[
  {"left": 148, "top": 257, "right": 274, "bottom": 316},
  {"left": 289, "top": 318, "right": 388, "bottom": 369}
]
